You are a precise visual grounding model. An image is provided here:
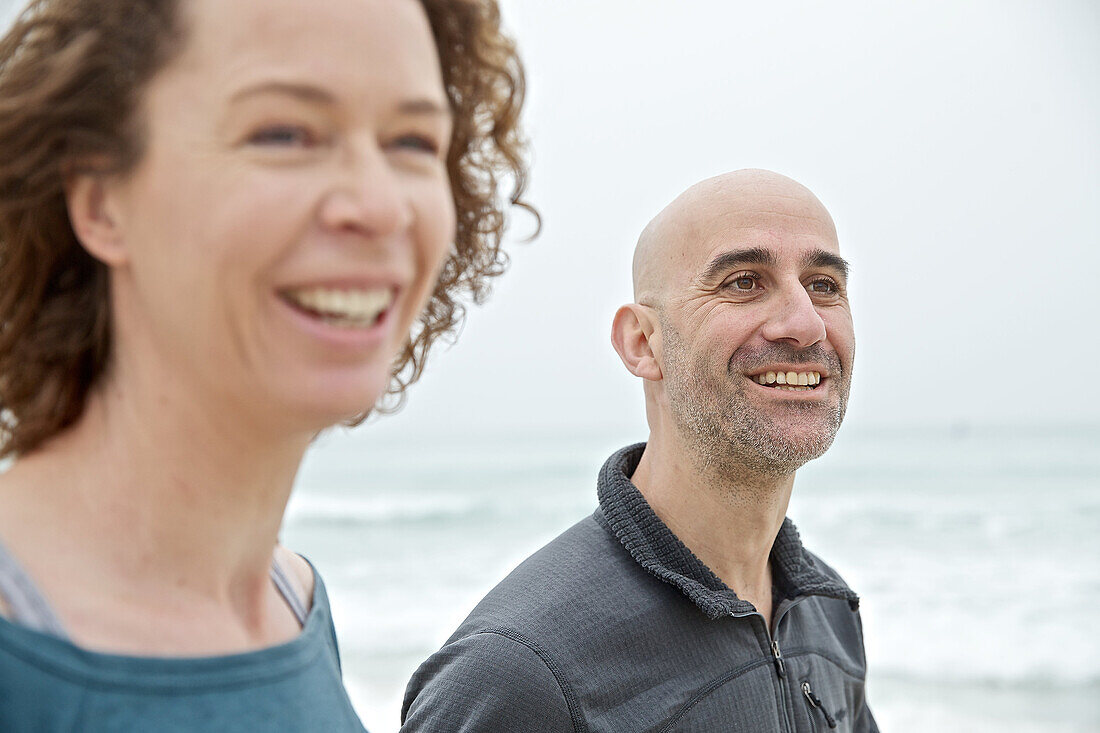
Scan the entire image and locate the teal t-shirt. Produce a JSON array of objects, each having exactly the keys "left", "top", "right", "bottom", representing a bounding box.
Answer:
[{"left": 0, "top": 569, "right": 366, "bottom": 732}]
